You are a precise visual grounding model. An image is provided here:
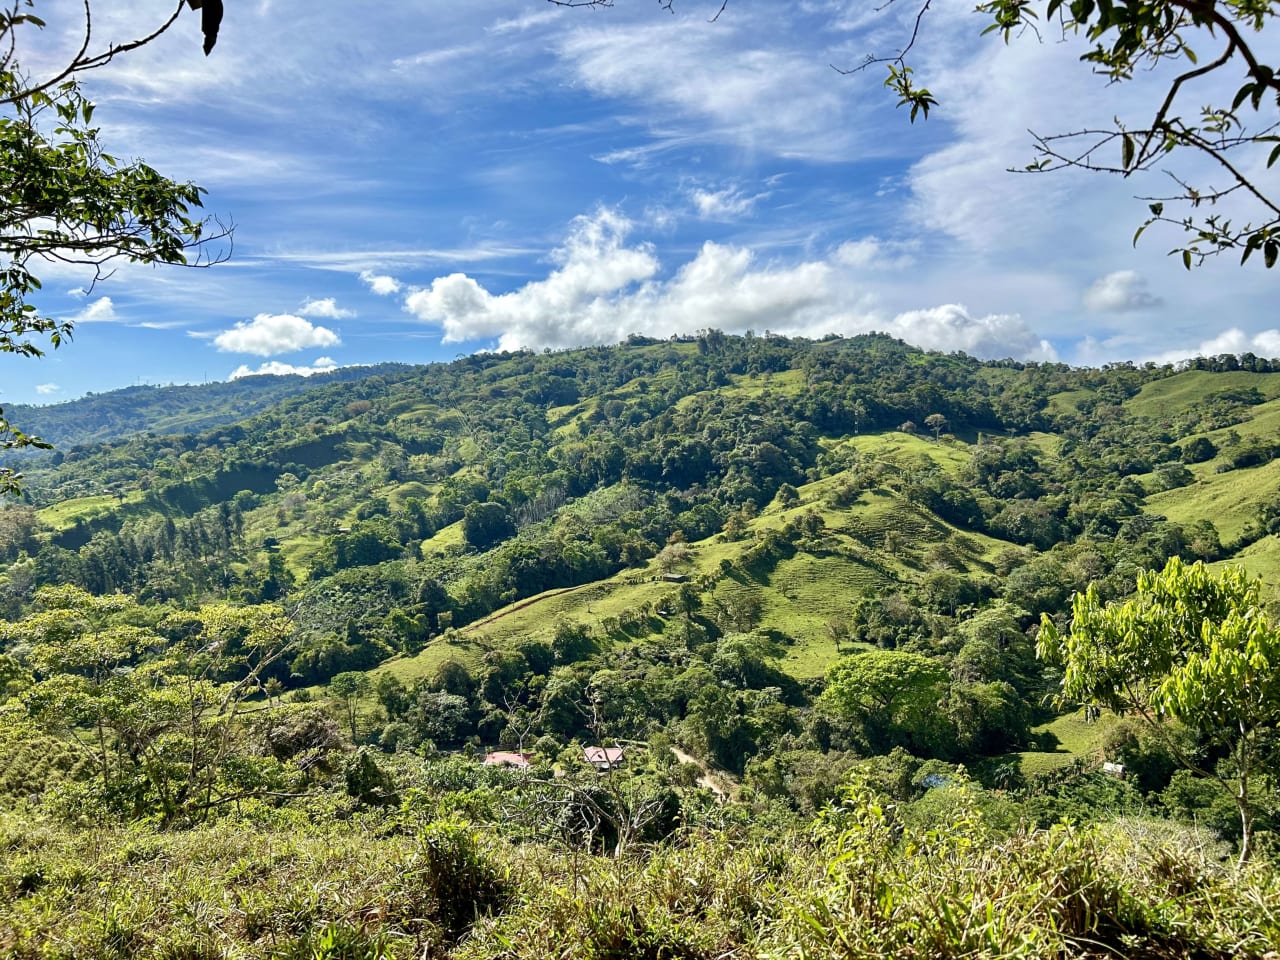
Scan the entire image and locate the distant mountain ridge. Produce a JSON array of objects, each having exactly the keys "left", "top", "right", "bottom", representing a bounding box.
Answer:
[{"left": 5, "top": 362, "right": 411, "bottom": 449}]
